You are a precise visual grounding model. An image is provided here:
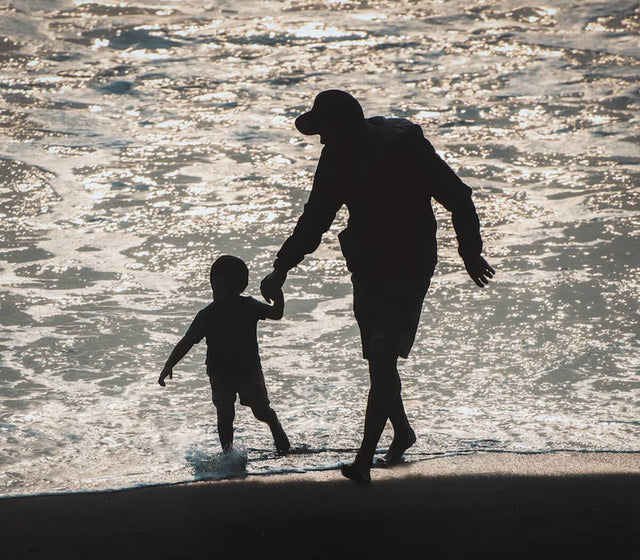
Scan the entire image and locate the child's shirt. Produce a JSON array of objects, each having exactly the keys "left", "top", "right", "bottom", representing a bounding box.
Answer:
[{"left": 184, "top": 296, "right": 273, "bottom": 377}]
